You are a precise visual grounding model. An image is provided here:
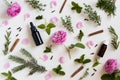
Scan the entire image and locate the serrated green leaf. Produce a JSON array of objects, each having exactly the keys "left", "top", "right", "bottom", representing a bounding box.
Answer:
[
  {"left": 75, "top": 43, "right": 85, "bottom": 49},
  {"left": 47, "top": 23, "right": 56, "bottom": 28},
  {"left": 38, "top": 24, "right": 46, "bottom": 29},
  {"left": 83, "top": 59, "right": 91, "bottom": 64},
  {"left": 78, "top": 30, "right": 84, "bottom": 41}
]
